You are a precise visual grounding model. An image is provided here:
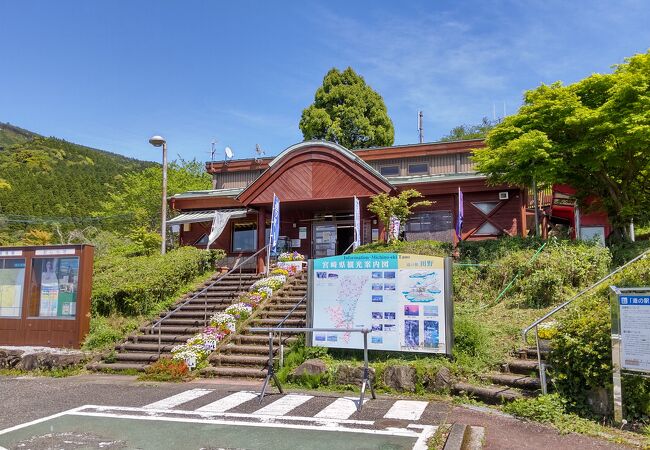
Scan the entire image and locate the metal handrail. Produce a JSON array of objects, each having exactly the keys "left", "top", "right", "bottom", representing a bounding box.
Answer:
[
  {"left": 150, "top": 244, "right": 269, "bottom": 355},
  {"left": 275, "top": 293, "right": 307, "bottom": 366},
  {"left": 522, "top": 247, "right": 650, "bottom": 393},
  {"left": 342, "top": 242, "right": 355, "bottom": 255}
]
